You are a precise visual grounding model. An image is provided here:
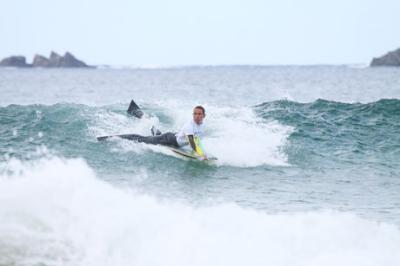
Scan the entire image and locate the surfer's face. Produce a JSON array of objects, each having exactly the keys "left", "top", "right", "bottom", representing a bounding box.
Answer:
[{"left": 193, "top": 108, "right": 205, "bottom": 124}]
